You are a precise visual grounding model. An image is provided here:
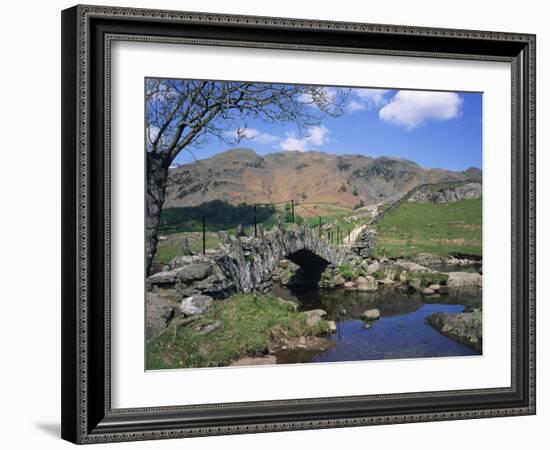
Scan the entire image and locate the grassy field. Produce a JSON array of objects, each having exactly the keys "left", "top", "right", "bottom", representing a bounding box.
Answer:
[
  {"left": 146, "top": 293, "right": 329, "bottom": 369},
  {"left": 153, "top": 201, "right": 360, "bottom": 266},
  {"left": 374, "top": 198, "right": 482, "bottom": 258},
  {"left": 154, "top": 232, "right": 221, "bottom": 266}
]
